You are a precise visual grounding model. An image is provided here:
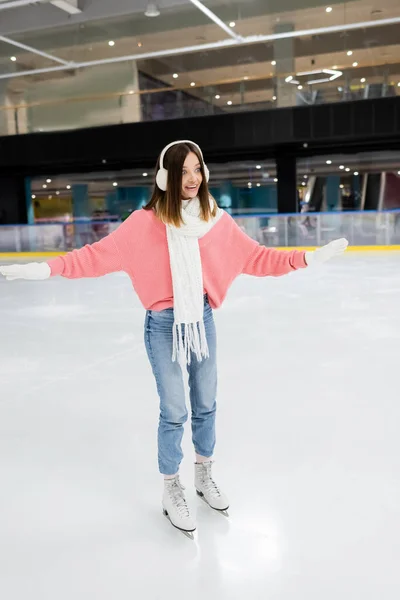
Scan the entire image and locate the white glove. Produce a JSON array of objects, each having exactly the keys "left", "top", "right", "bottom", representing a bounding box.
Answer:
[
  {"left": 305, "top": 238, "right": 348, "bottom": 266},
  {"left": 0, "top": 262, "right": 51, "bottom": 281}
]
